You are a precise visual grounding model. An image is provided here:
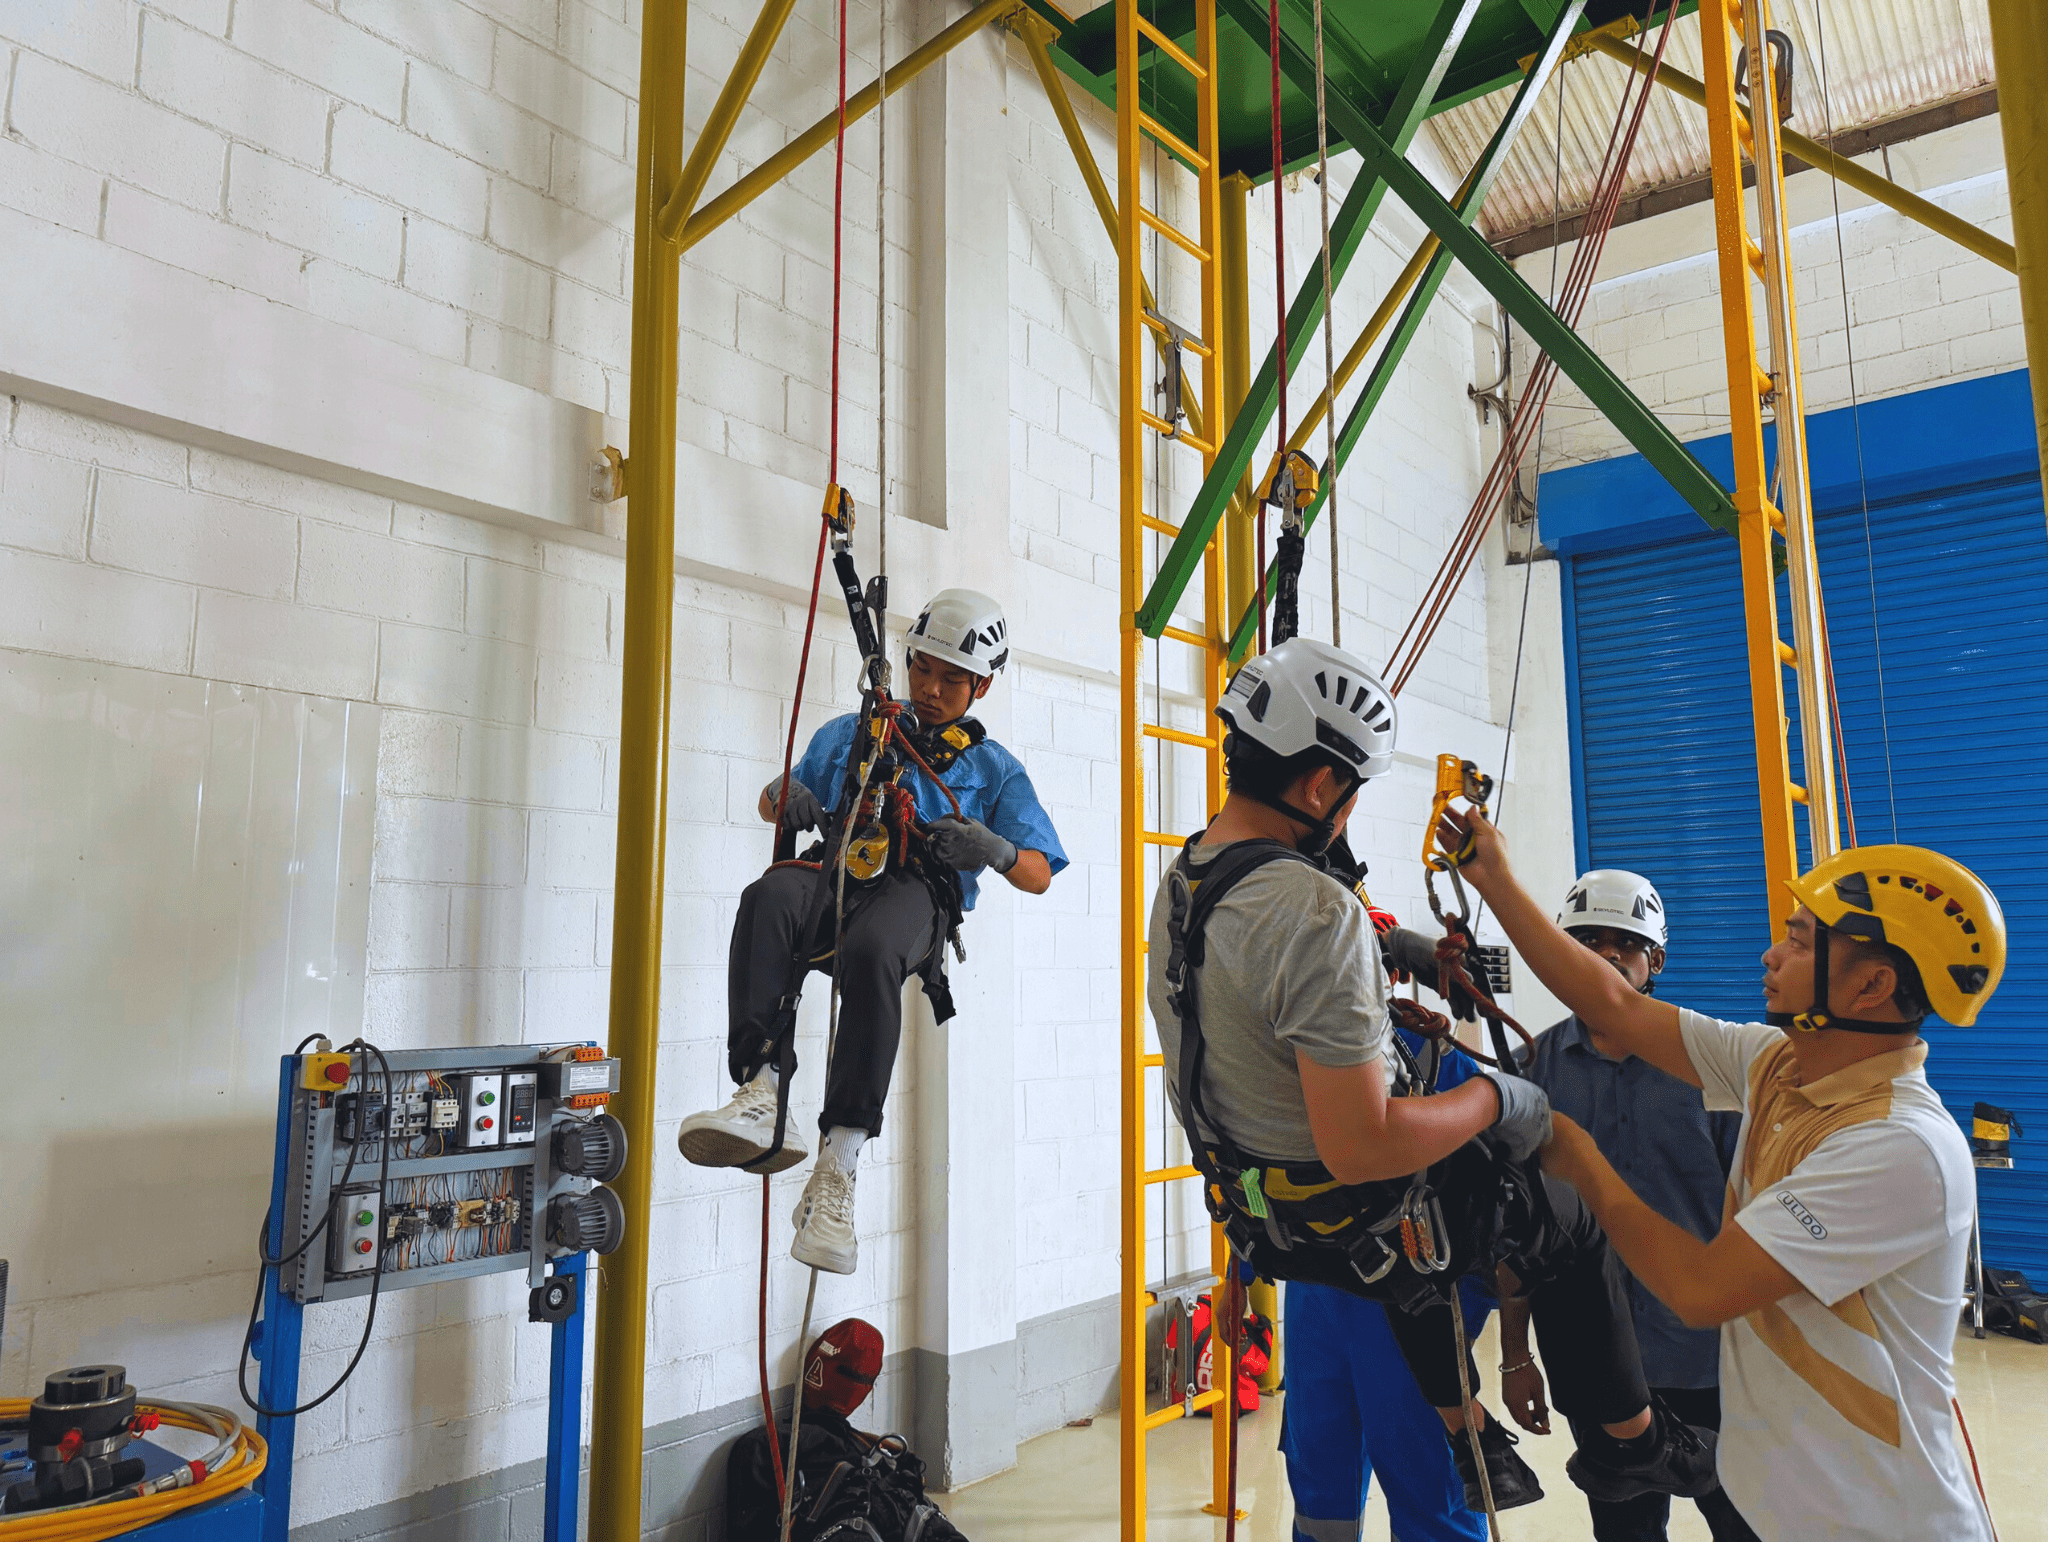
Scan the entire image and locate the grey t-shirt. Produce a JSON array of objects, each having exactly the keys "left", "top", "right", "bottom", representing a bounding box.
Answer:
[{"left": 1146, "top": 842, "right": 1391, "bottom": 1164}]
